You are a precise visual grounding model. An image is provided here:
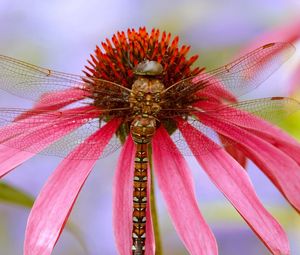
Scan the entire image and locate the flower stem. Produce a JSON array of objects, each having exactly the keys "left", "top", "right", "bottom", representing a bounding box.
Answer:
[{"left": 148, "top": 146, "right": 163, "bottom": 255}]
